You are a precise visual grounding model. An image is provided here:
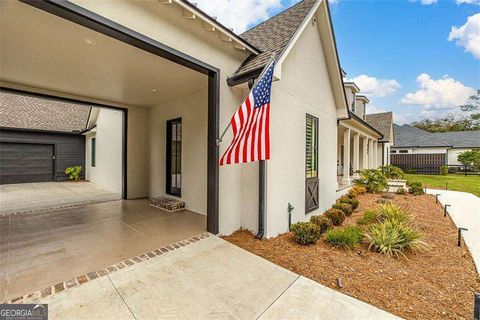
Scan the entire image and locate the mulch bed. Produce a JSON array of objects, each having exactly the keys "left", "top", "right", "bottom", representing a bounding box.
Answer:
[{"left": 222, "top": 193, "right": 480, "bottom": 320}]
